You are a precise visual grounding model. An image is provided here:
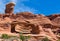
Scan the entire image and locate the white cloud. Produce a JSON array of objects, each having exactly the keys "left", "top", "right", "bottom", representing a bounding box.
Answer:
[
  {"left": 10, "top": 0, "right": 17, "bottom": 4},
  {"left": 0, "top": 0, "right": 40, "bottom": 14},
  {"left": 10, "top": 0, "right": 30, "bottom": 4},
  {"left": 15, "top": 4, "right": 39, "bottom": 14},
  {"left": 14, "top": 0, "right": 39, "bottom": 14},
  {"left": 21, "top": 0, "right": 29, "bottom": 1},
  {"left": 0, "top": 0, "right": 6, "bottom": 13}
]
